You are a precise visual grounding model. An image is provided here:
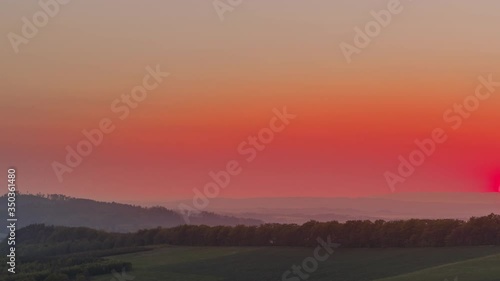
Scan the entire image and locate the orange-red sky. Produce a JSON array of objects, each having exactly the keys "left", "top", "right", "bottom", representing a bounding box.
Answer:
[{"left": 1, "top": 1, "right": 499, "bottom": 201}]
